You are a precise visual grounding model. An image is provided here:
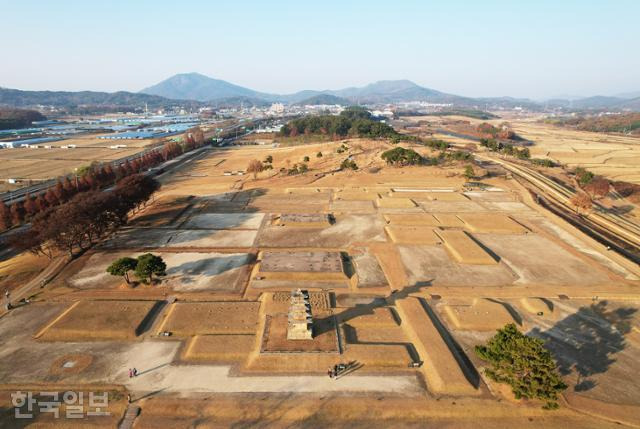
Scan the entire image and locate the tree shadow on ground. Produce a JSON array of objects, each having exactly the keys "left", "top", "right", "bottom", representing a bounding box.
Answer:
[
  {"left": 164, "top": 254, "right": 254, "bottom": 283},
  {"left": 529, "top": 300, "right": 637, "bottom": 392},
  {"left": 314, "top": 281, "right": 434, "bottom": 337}
]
